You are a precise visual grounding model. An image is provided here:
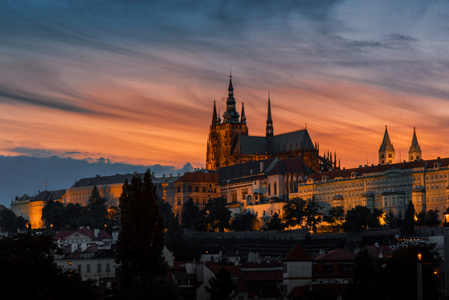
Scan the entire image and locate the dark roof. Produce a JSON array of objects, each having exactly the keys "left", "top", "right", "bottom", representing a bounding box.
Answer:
[
  {"left": 284, "top": 244, "right": 312, "bottom": 262},
  {"left": 304, "top": 157, "right": 449, "bottom": 182},
  {"left": 33, "top": 189, "right": 66, "bottom": 202},
  {"left": 72, "top": 173, "right": 141, "bottom": 188},
  {"left": 268, "top": 157, "right": 315, "bottom": 176},
  {"left": 0, "top": 205, "right": 7, "bottom": 212},
  {"left": 234, "top": 129, "right": 315, "bottom": 155},
  {"left": 218, "top": 157, "right": 277, "bottom": 184},
  {"left": 314, "top": 248, "right": 355, "bottom": 261},
  {"left": 175, "top": 172, "right": 219, "bottom": 183}
]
